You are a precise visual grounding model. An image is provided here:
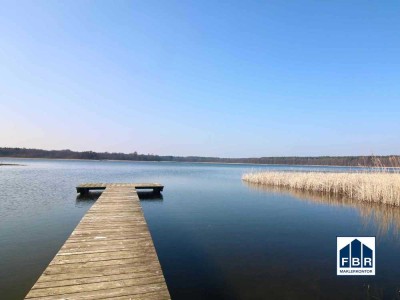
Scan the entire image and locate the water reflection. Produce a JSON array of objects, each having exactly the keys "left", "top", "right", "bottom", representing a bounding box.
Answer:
[
  {"left": 76, "top": 191, "right": 102, "bottom": 201},
  {"left": 4, "top": 158, "right": 400, "bottom": 299},
  {"left": 137, "top": 191, "right": 164, "bottom": 201},
  {"left": 75, "top": 191, "right": 164, "bottom": 202},
  {"left": 244, "top": 182, "right": 400, "bottom": 238}
]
